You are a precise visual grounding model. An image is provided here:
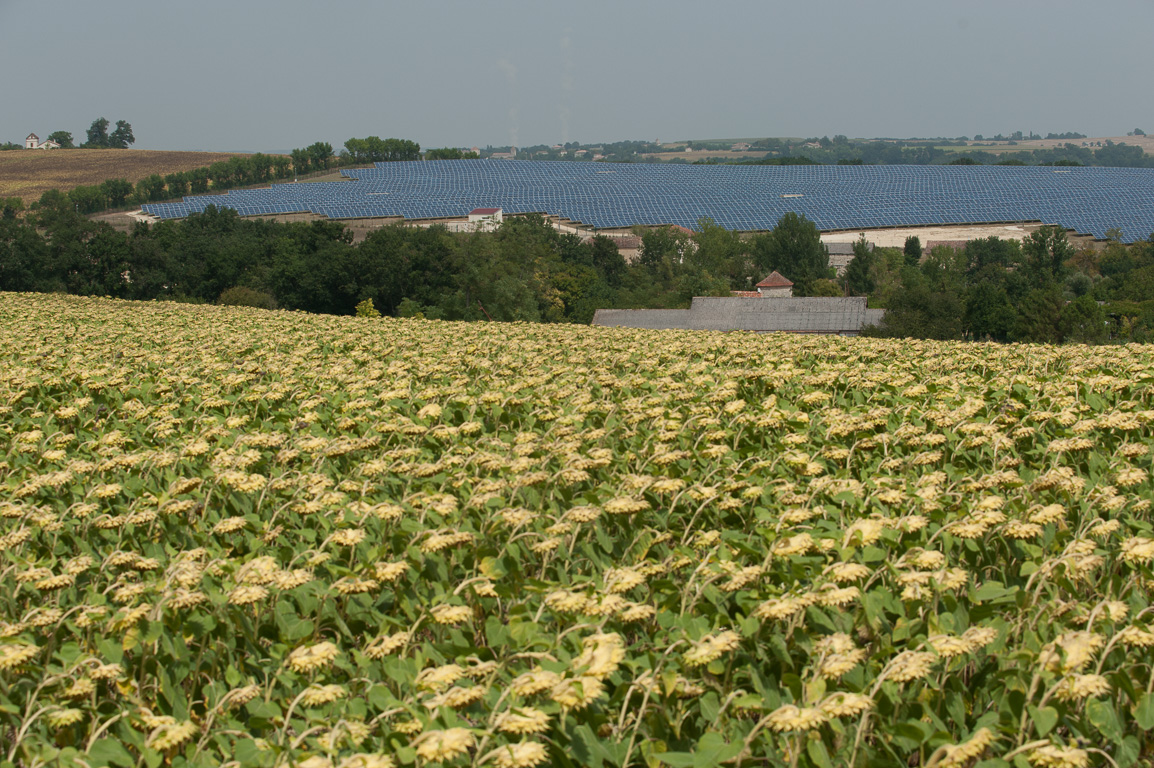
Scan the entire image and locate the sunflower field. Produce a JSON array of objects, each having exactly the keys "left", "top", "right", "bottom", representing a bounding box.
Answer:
[{"left": 3, "top": 293, "right": 1154, "bottom": 768}]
